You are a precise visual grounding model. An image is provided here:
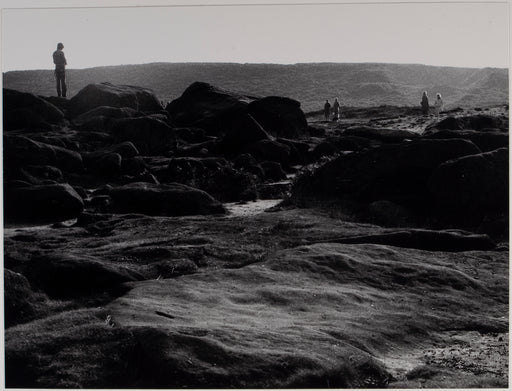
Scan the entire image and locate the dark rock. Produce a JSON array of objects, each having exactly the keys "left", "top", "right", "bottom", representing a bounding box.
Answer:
[
  {"left": 428, "top": 147, "right": 508, "bottom": 213},
  {"left": 4, "top": 135, "right": 84, "bottom": 173},
  {"left": 174, "top": 127, "right": 207, "bottom": 143},
  {"left": 428, "top": 114, "right": 508, "bottom": 132},
  {"left": 165, "top": 82, "right": 256, "bottom": 131},
  {"left": 233, "top": 153, "right": 265, "bottom": 178},
  {"left": 111, "top": 117, "right": 176, "bottom": 155},
  {"left": 4, "top": 269, "right": 49, "bottom": 328},
  {"left": 219, "top": 113, "right": 271, "bottom": 154},
  {"left": 342, "top": 126, "right": 419, "bottom": 143},
  {"left": 3, "top": 89, "right": 66, "bottom": 130},
  {"left": 174, "top": 140, "right": 219, "bottom": 158},
  {"left": 21, "top": 253, "right": 141, "bottom": 298},
  {"left": 320, "top": 229, "right": 495, "bottom": 252},
  {"left": 248, "top": 140, "right": 292, "bottom": 167},
  {"left": 4, "top": 183, "right": 84, "bottom": 224},
  {"left": 276, "top": 138, "right": 310, "bottom": 164},
  {"left": 423, "top": 129, "right": 508, "bottom": 152},
  {"left": 311, "top": 135, "right": 377, "bottom": 160},
  {"left": 83, "top": 152, "right": 122, "bottom": 177},
  {"left": 41, "top": 96, "right": 69, "bottom": 113},
  {"left": 248, "top": 96, "right": 308, "bottom": 138},
  {"left": 308, "top": 125, "right": 326, "bottom": 137},
  {"left": 122, "top": 156, "right": 147, "bottom": 176},
  {"left": 366, "top": 200, "right": 413, "bottom": 226},
  {"left": 72, "top": 106, "right": 140, "bottom": 132},
  {"left": 108, "top": 182, "right": 226, "bottom": 216},
  {"left": 67, "top": 83, "right": 163, "bottom": 118},
  {"left": 258, "top": 182, "right": 291, "bottom": 199},
  {"left": 292, "top": 139, "right": 481, "bottom": 203},
  {"left": 19, "top": 165, "right": 63, "bottom": 183},
  {"left": 261, "top": 161, "right": 287, "bottom": 181},
  {"left": 105, "top": 141, "right": 139, "bottom": 158}
]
